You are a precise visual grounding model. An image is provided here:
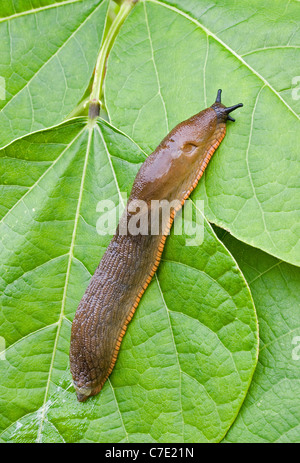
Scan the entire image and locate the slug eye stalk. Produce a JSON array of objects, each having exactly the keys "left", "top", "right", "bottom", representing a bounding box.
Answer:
[{"left": 215, "top": 88, "right": 222, "bottom": 103}]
